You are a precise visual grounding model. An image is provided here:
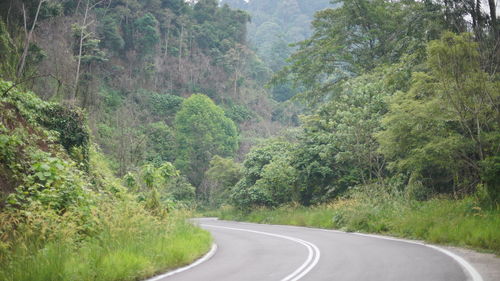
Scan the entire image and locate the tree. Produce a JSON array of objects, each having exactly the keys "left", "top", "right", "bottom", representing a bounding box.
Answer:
[
  {"left": 17, "top": 0, "right": 47, "bottom": 79},
  {"left": 230, "top": 139, "right": 294, "bottom": 209},
  {"left": 271, "top": 0, "right": 444, "bottom": 106},
  {"left": 377, "top": 32, "right": 500, "bottom": 197},
  {"left": 291, "top": 69, "right": 392, "bottom": 204},
  {"left": 165, "top": 175, "right": 196, "bottom": 204},
  {"left": 204, "top": 155, "right": 242, "bottom": 207},
  {"left": 253, "top": 152, "right": 298, "bottom": 206},
  {"left": 174, "top": 94, "right": 238, "bottom": 189},
  {"left": 134, "top": 13, "right": 160, "bottom": 56},
  {"left": 139, "top": 162, "right": 178, "bottom": 215},
  {"left": 145, "top": 122, "right": 176, "bottom": 165},
  {"left": 224, "top": 43, "right": 249, "bottom": 98},
  {"left": 193, "top": 0, "right": 218, "bottom": 24},
  {"left": 72, "top": 0, "right": 107, "bottom": 104},
  {"left": 99, "top": 15, "right": 124, "bottom": 52},
  {"left": 0, "top": 20, "right": 19, "bottom": 80}
]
